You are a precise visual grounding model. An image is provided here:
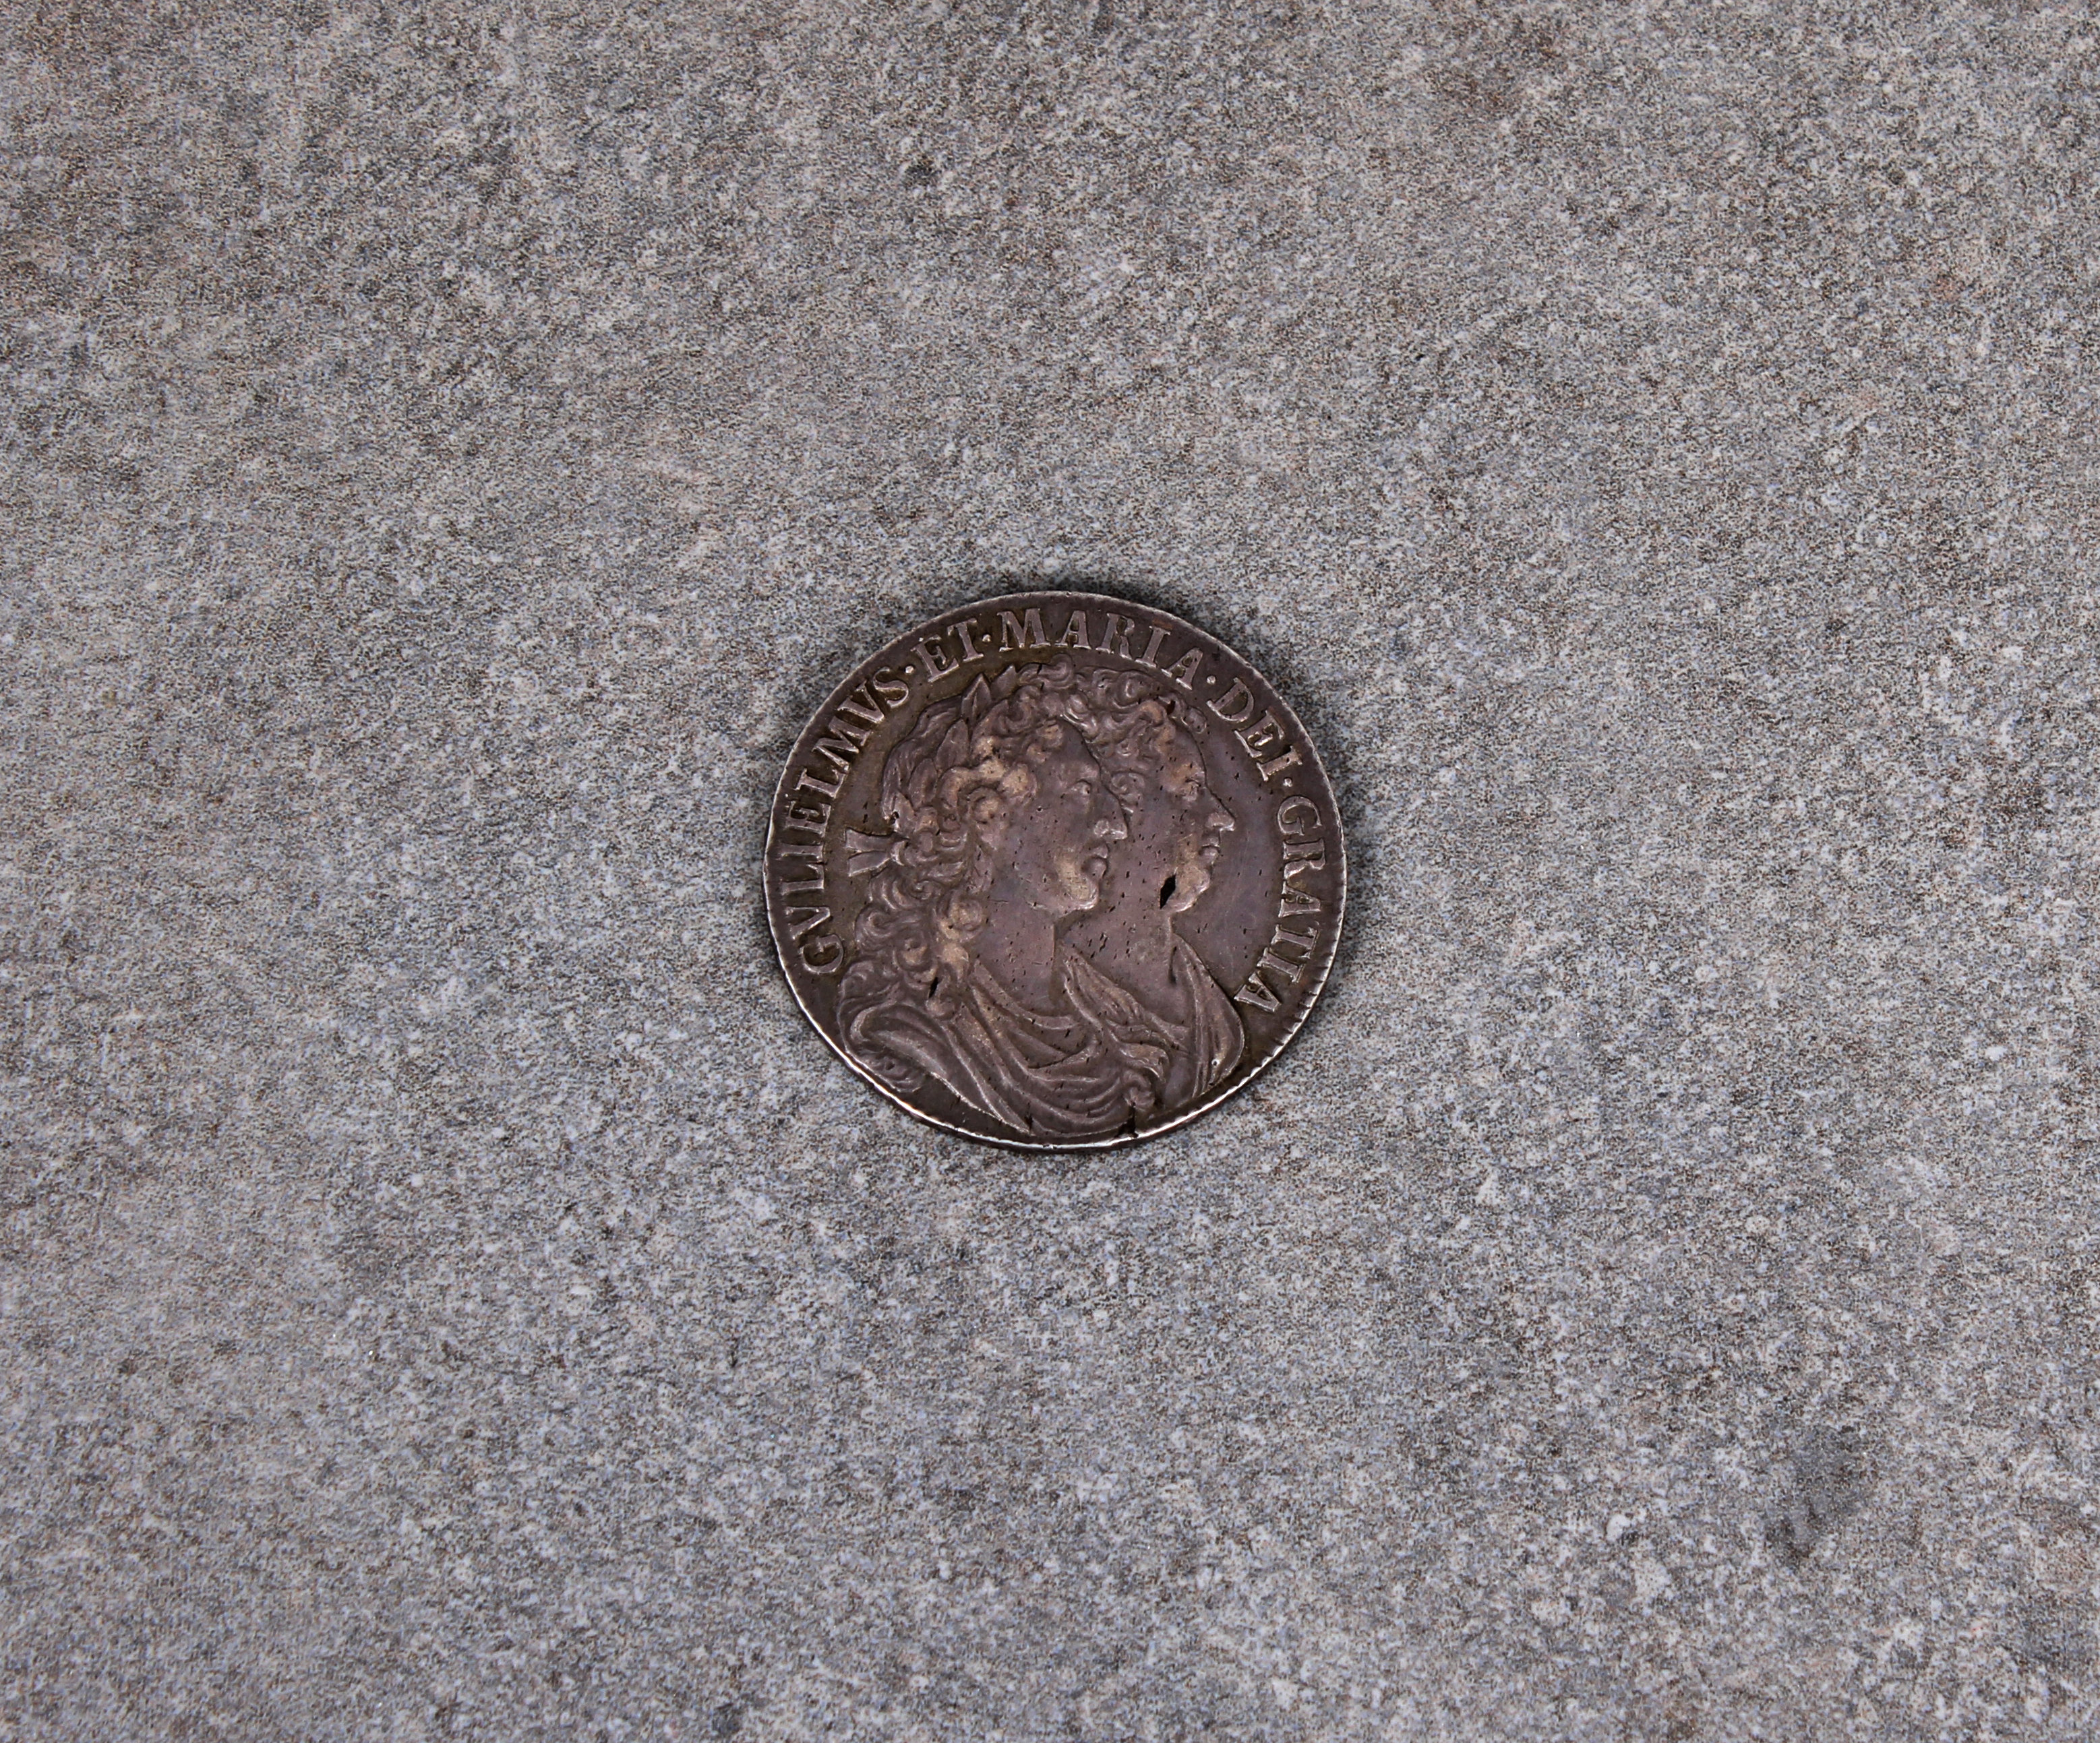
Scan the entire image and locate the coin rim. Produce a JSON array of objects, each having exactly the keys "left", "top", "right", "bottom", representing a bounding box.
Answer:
[{"left": 764, "top": 590, "right": 1347, "bottom": 1151}]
